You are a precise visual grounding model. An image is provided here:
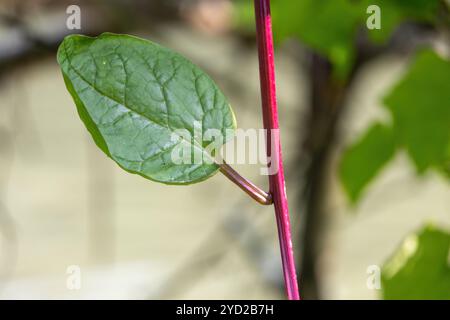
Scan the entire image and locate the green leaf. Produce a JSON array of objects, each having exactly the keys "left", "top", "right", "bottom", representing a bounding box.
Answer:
[
  {"left": 339, "top": 123, "right": 396, "bottom": 203},
  {"left": 384, "top": 50, "right": 450, "bottom": 173},
  {"left": 382, "top": 225, "right": 450, "bottom": 299},
  {"left": 58, "top": 33, "right": 236, "bottom": 184}
]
